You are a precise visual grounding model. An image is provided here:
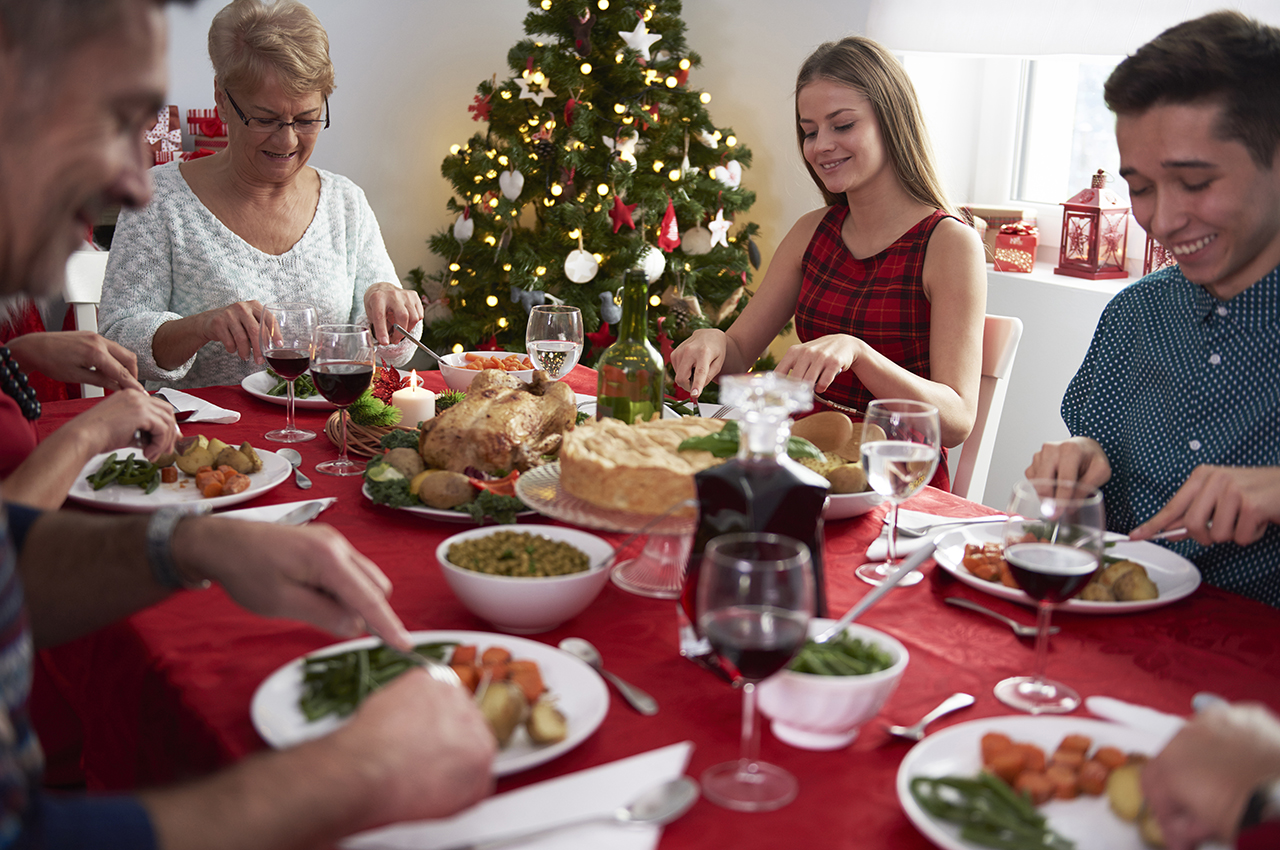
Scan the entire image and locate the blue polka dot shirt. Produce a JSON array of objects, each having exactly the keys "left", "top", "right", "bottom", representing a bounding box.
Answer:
[{"left": 1062, "top": 263, "right": 1280, "bottom": 607}]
